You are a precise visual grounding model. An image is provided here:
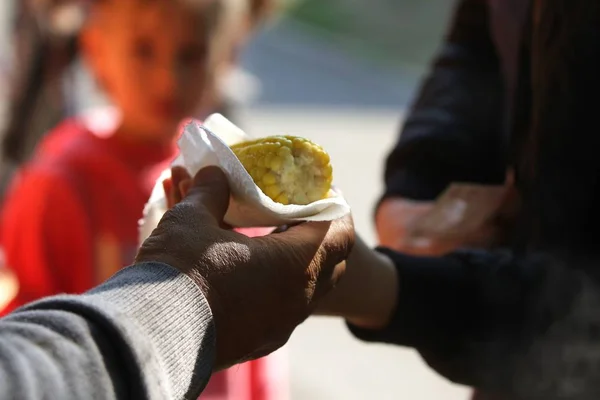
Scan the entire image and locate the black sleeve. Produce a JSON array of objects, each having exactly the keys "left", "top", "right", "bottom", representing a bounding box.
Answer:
[
  {"left": 381, "top": 0, "right": 506, "bottom": 203},
  {"left": 348, "top": 248, "right": 600, "bottom": 398}
]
